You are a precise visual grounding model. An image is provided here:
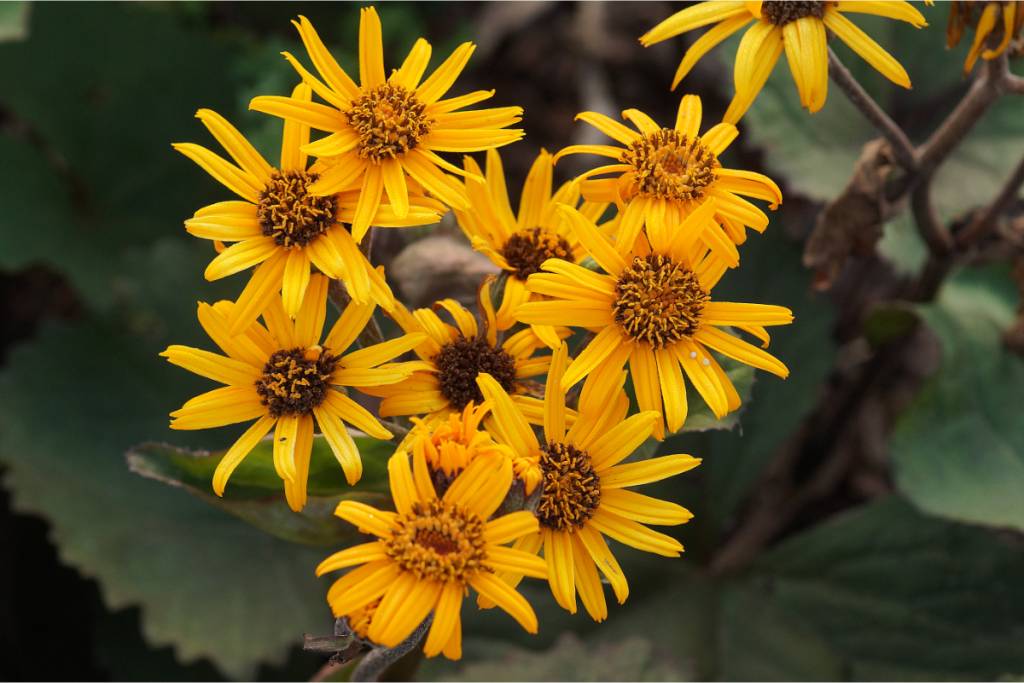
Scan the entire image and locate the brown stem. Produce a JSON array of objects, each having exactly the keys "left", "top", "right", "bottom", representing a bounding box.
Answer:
[
  {"left": 350, "top": 617, "right": 431, "bottom": 682},
  {"left": 910, "top": 178, "right": 954, "bottom": 256},
  {"left": 916, "top": 55, "right": 1009, "bottom": 176},
  {"left": 956, "top": 153, "right": 1024, "bottom": 247},
  {"left": 827, "top": 48, "right": 917, "bottom": 171}
]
